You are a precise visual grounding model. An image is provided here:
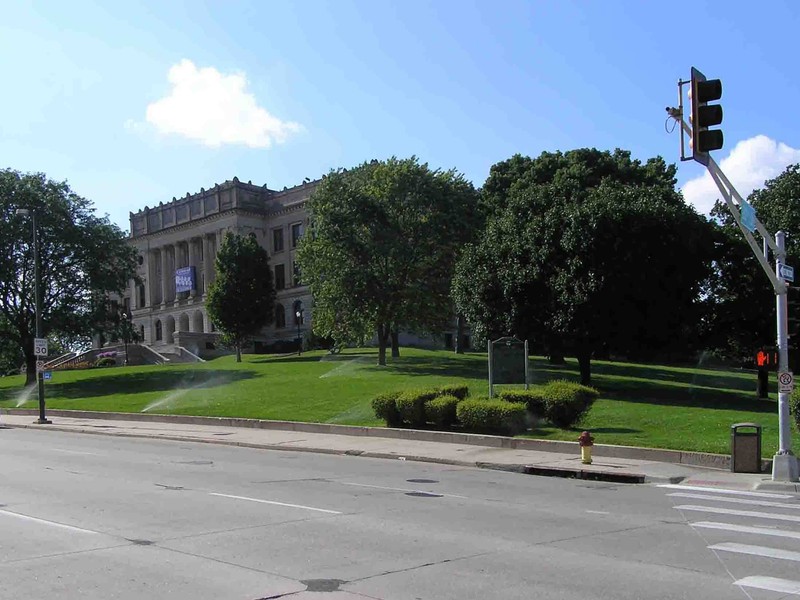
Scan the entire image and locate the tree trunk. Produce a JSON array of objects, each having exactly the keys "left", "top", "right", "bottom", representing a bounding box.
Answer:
[
  {"left": 25, "top": 352, "right": 36, "bottom": 386},
  {"left": 391, "top": 328, "right": 400, "bottom": 359},
  {"left": 576, "top": 345, "right": 592, "bottom": 386},
  {"left": 377, "top": 323, "right": 389, "bottom": 366},
  {"left": 235, "top": 343, "right": 242, "bottom": 363},
  {"left": 548, "top": 336, "right": 565, "bottom": 364},
  {"left": 455, "top": 314, "right": 465, "bottom": 354}
]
